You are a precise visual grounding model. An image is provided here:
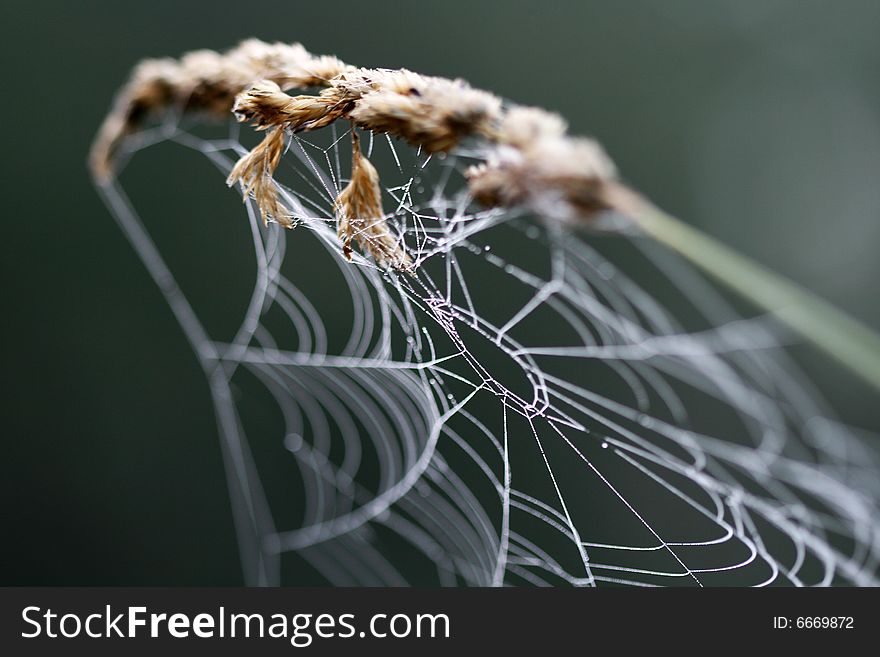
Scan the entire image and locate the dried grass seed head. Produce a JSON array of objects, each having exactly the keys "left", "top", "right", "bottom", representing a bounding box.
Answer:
[
  {"left": 92, "top": 38, "right": 623, "bottom": 270},
  {"left": 226, "top": 126, "right": 292, "bottom": 227},
  {"left": 90, "top": 40, "right": 352, "bottom": 181},
  {"left": 334, "top": 132, "right": 413, "bottom": 271}
]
